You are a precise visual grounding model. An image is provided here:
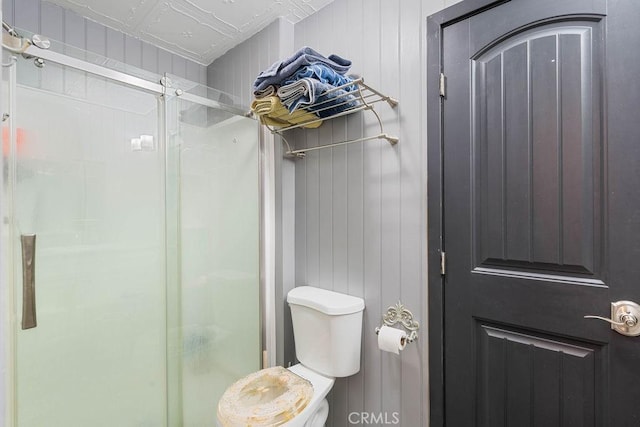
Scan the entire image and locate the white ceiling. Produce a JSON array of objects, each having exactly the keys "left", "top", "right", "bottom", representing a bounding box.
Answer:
[{"left": 45, "top": 0, "right": 336, "bottom": 65}]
